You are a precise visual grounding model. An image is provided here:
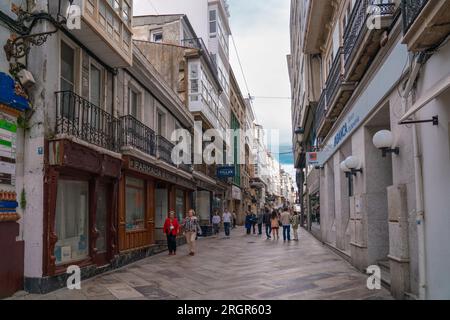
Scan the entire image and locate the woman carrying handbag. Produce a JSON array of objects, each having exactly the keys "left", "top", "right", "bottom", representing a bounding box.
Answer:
[{"left": 182, "top": 209, "right": 202, "bottom": 256}]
